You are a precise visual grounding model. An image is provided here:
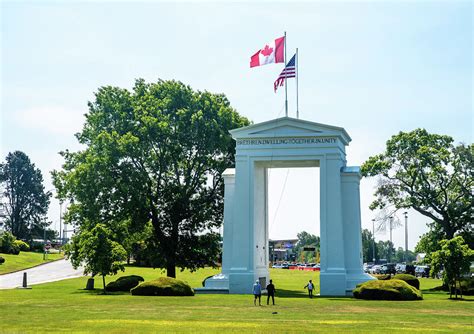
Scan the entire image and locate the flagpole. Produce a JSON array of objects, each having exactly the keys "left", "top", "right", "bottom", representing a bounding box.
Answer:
[
  {"left": 284, "top": 31, "right": 288, "bottom": 117},
  {"left": 296, "top": 48, "right": 299, "bottom": 119}
]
